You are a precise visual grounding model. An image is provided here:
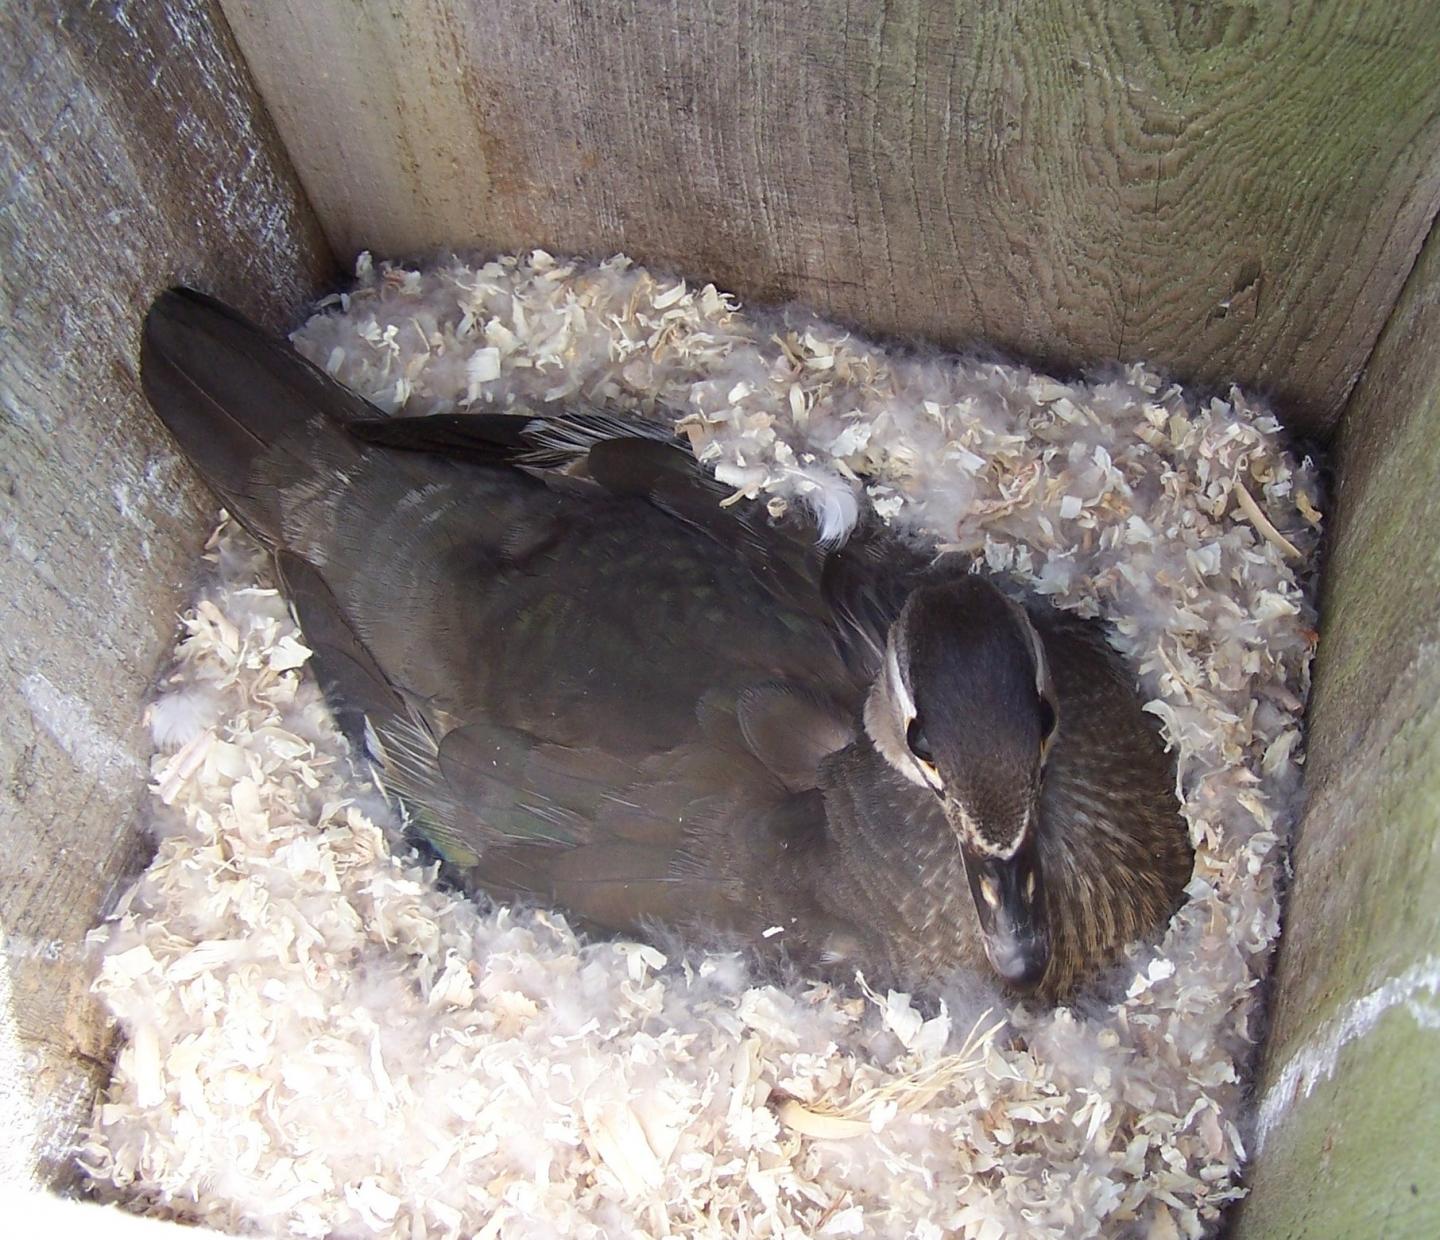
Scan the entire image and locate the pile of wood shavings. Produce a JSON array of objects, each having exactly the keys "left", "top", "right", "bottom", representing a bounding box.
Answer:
[{"left": 82, "top": 252, "right": 1322, "bottom": 1238}]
